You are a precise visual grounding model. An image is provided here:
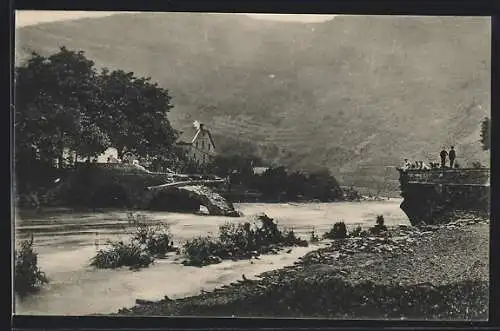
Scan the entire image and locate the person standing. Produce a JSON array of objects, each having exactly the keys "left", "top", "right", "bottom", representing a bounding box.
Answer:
[
  {"left": 440, "top": 147, "right": 448, "bottom": 168},
  {"left": 449, "top": 146, "right": 456, "bottom": 168}
]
